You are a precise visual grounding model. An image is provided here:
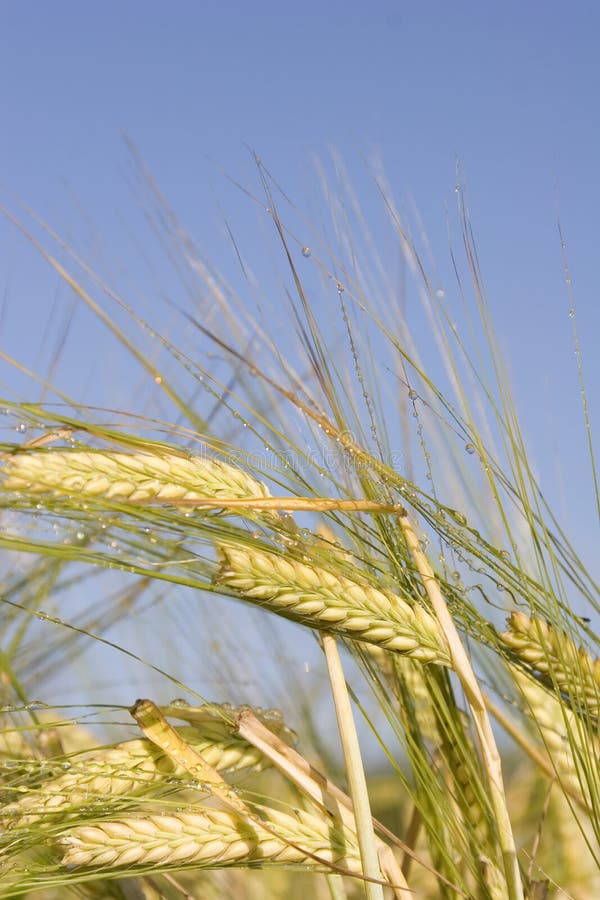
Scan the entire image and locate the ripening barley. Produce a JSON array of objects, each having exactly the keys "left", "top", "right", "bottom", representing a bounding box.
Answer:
[
  {"left": 2, "top": 450, "right": 271, "bottom": 506},
  {"left": 59, "top": 805, "right": 362, "bottom": 873},
  {"left": 215, "top": 543, "right": 449, "bottom": 664}
]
